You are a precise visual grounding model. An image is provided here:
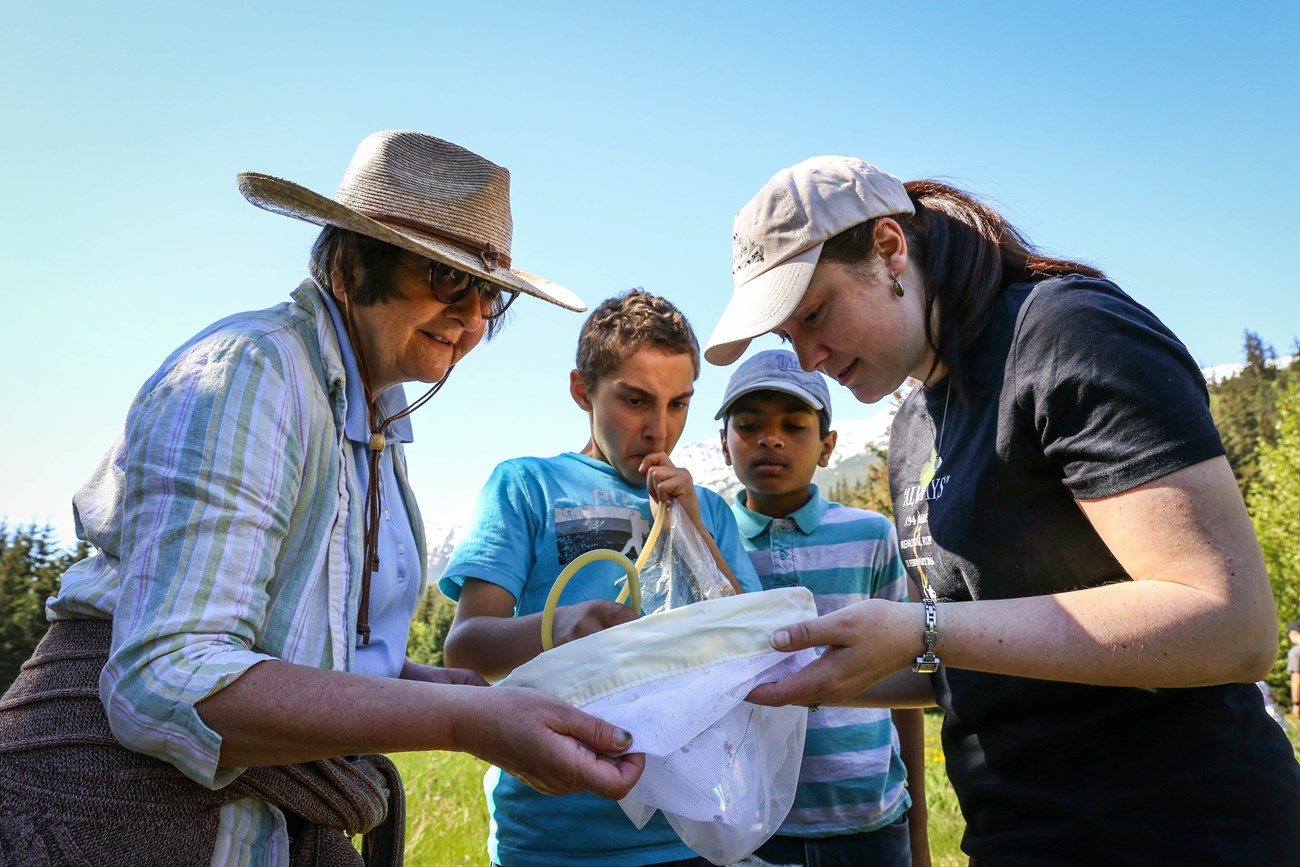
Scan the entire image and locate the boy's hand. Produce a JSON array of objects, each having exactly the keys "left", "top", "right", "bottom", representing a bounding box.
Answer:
[
  {"left": 640, "top": 452, "right": 703, "bottom": 529},
  {"left": 553, "top": 599, "right": 639, "bottom": 646}
]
